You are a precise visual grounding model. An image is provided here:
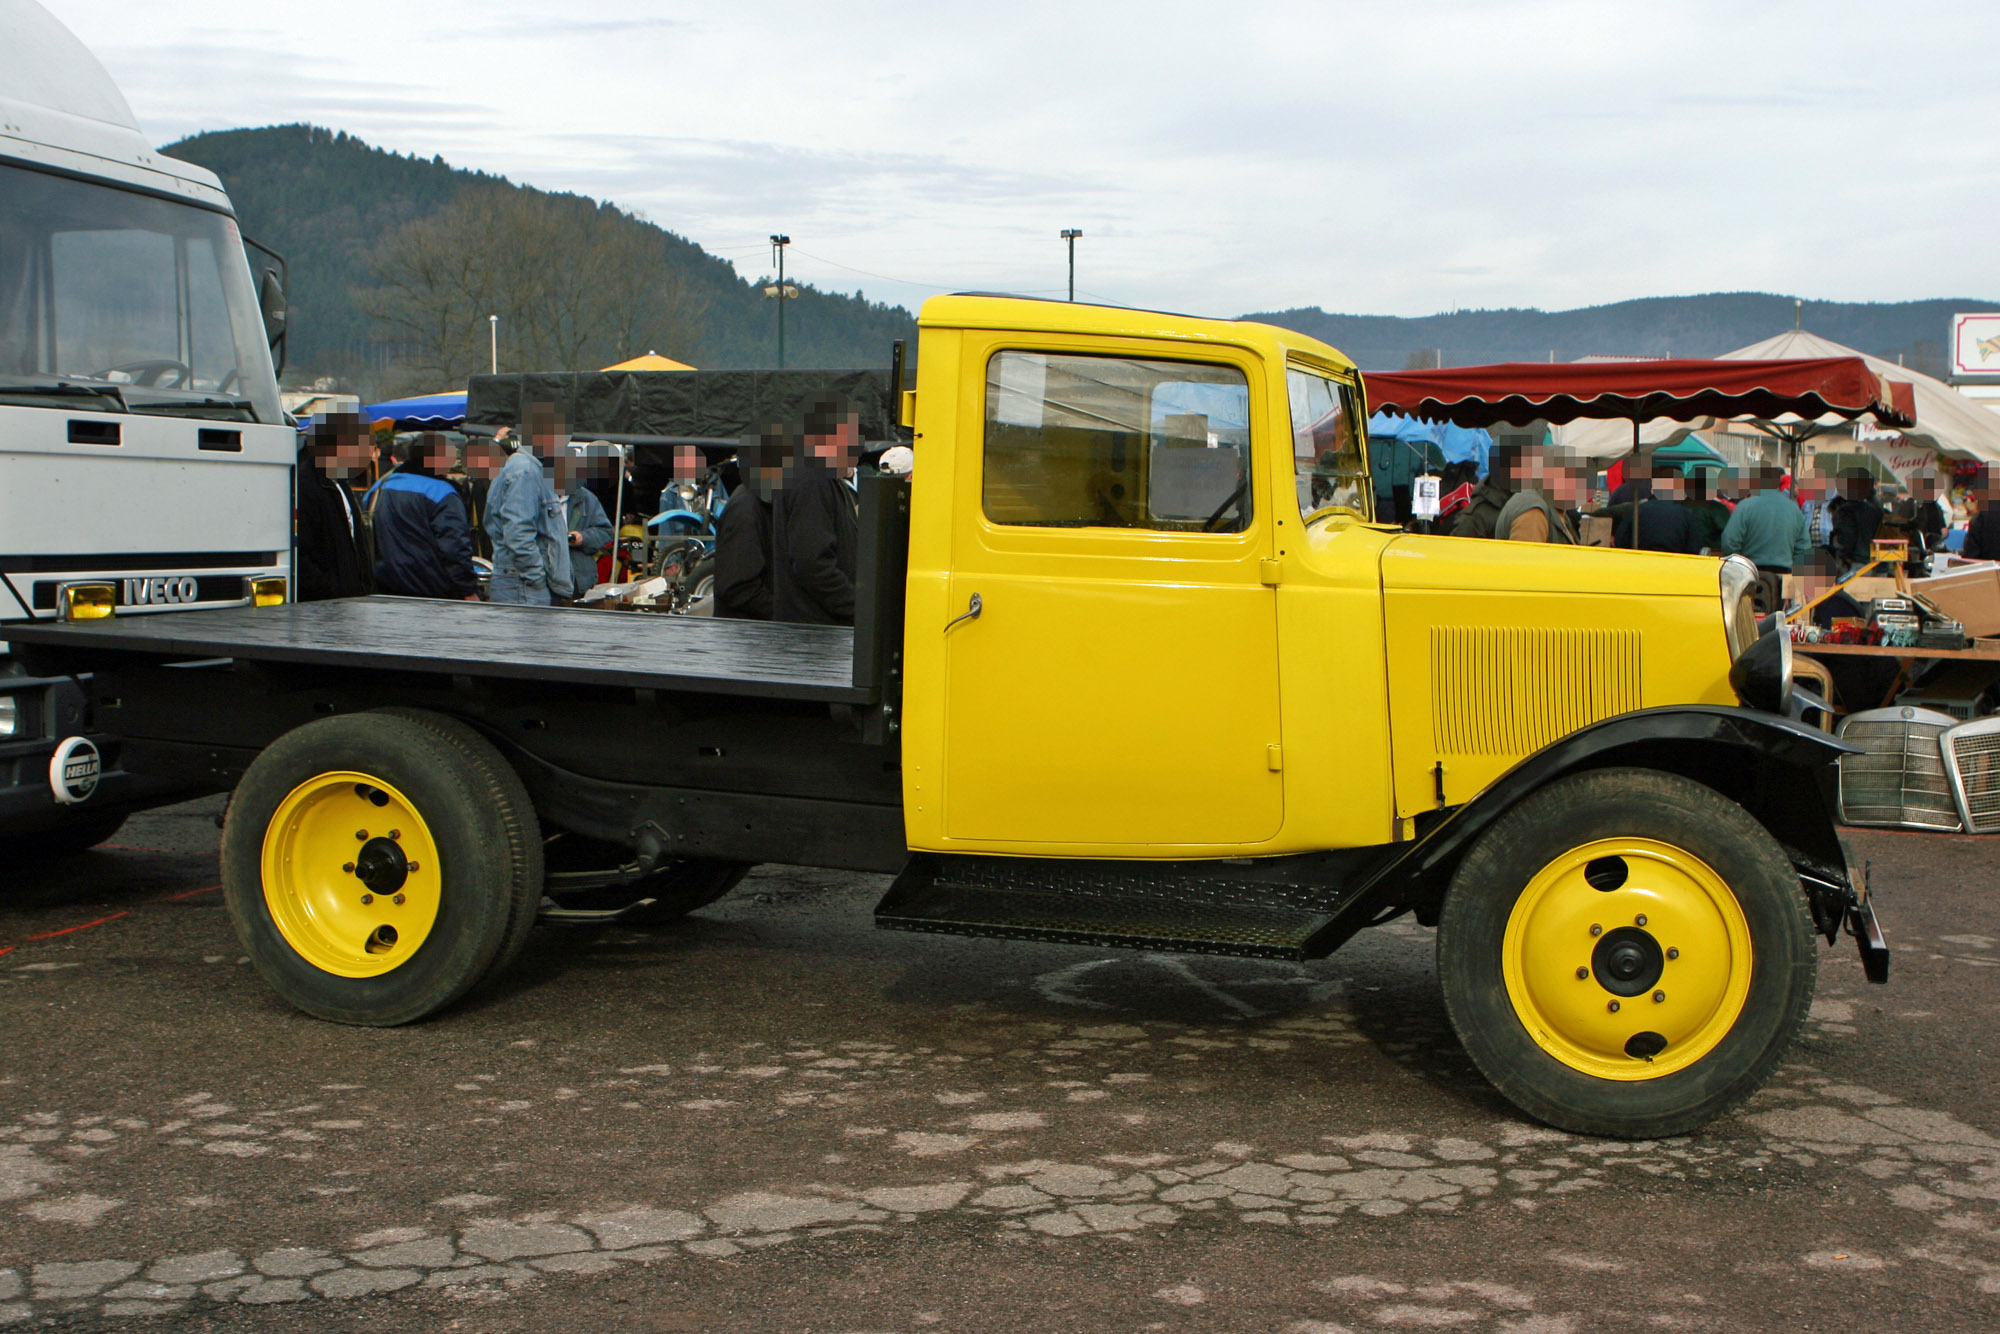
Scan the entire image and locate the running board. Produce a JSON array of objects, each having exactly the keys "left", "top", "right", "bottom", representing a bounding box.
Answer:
[{"left": 874, "top": 854, "right": 1367, "bottom": 961}]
